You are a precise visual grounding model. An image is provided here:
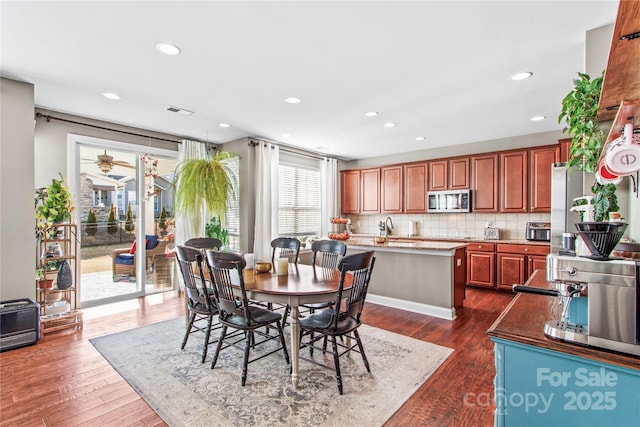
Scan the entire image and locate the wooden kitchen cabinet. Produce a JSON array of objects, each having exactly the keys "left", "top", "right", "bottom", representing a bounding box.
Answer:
[
  {"left": 361, "top": 168, "right": 380, "bottom": 214},
  {"left": 466, "top": 243, "right": 496, "bottom": 288},
  {"left": 429, "top": 157, "right": 469, "bottom": 191},
  {"left": 449, "top": 157, "right": 470, "bottom": 189},
  {"left": 404, "top": 162, "right": 428, "bottom": 213},
  {"left": 496, "top": 244, "right": 549, "bottom": 290},
  {"left": 529, "top": 145, "right": 559, "bottom": 213},
  {"left": 500, "top": 150, "right": 528, "bottom": 213},
  {"left": 559, "top": 138, "right": 571, "bottom": 163},
  {"left": 471, "top": 153, "right": 499, "bottom": 212},
  {"left": 381, "top": 165, "right": 403, "bottom": 213},
  {"left": 428, "top": 160, "right": 448, "bottom": 191},
  {"left": 340, "top": 170, "right": 361, "bottom": 214}
]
